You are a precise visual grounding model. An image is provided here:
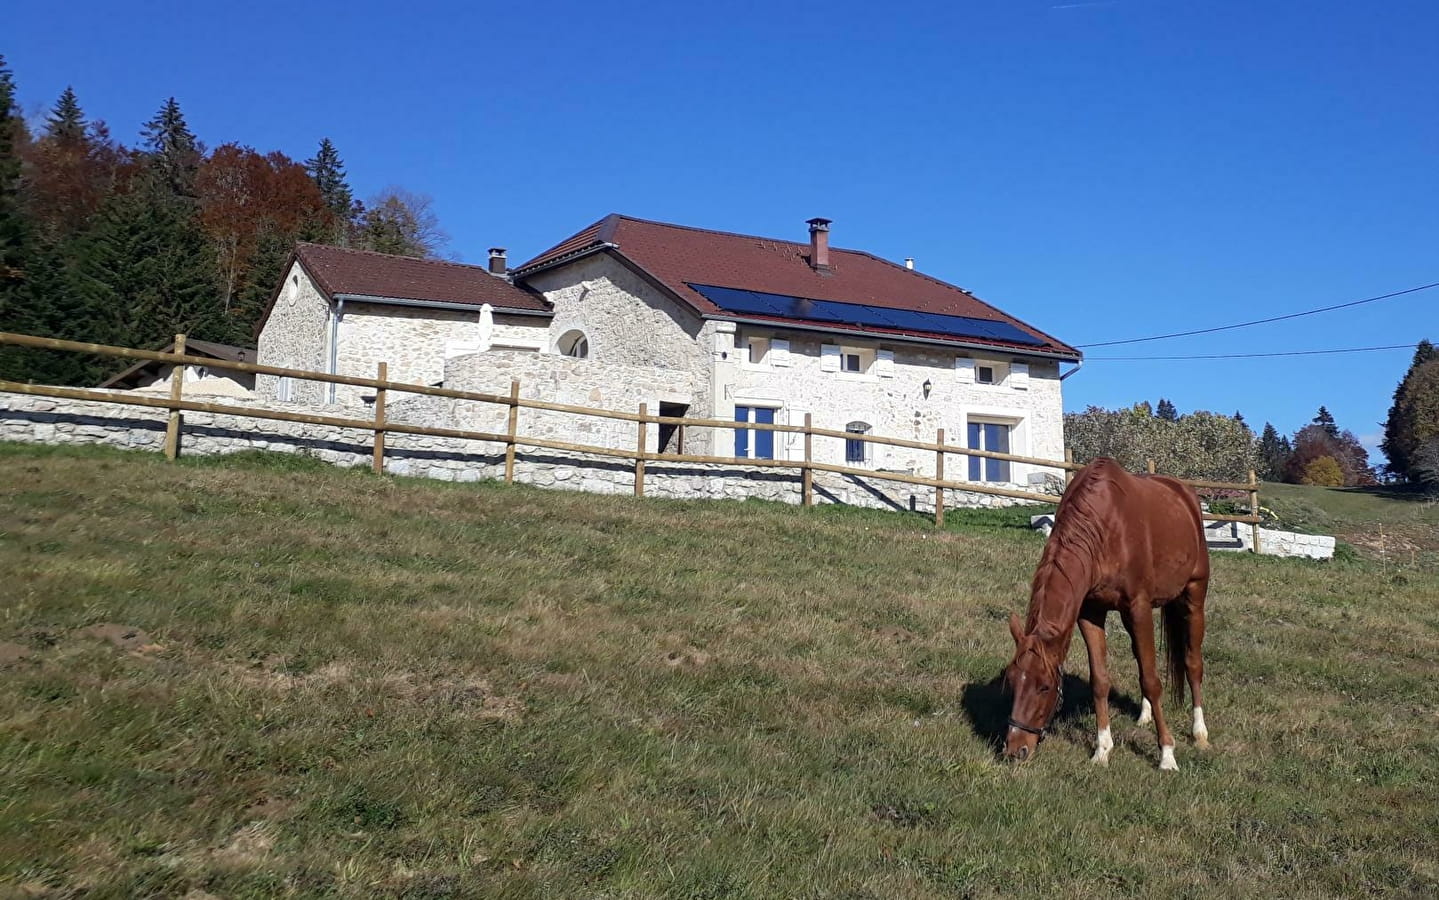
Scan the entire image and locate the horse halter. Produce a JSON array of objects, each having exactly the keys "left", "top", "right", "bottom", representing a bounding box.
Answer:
[{"left": 1006, "top": 664, "right": 1064, "bottom": 741}]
